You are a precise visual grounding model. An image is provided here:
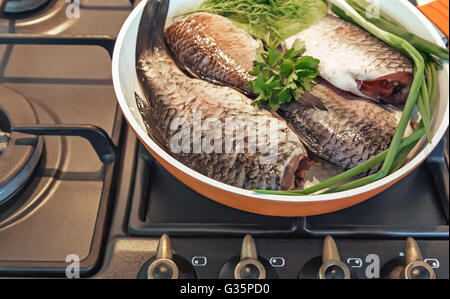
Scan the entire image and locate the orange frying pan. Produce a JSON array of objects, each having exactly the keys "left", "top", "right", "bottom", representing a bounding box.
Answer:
[{"left": 112, "top": 0, "right": 449, "bottom": 217}]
